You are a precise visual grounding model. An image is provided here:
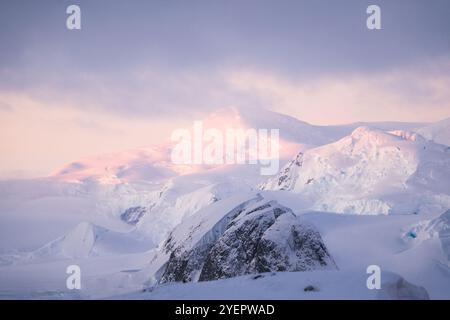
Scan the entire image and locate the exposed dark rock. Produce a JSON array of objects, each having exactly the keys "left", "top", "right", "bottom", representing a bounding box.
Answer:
[
  {"left": 120, "top": 206, "right": 147, "bottom": 225},
  {"left": 260, "top": 153, "right": 303, "bottom": 191},
  {"left": 304, "top": 285, "right": 318, "bottom": 292}
]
